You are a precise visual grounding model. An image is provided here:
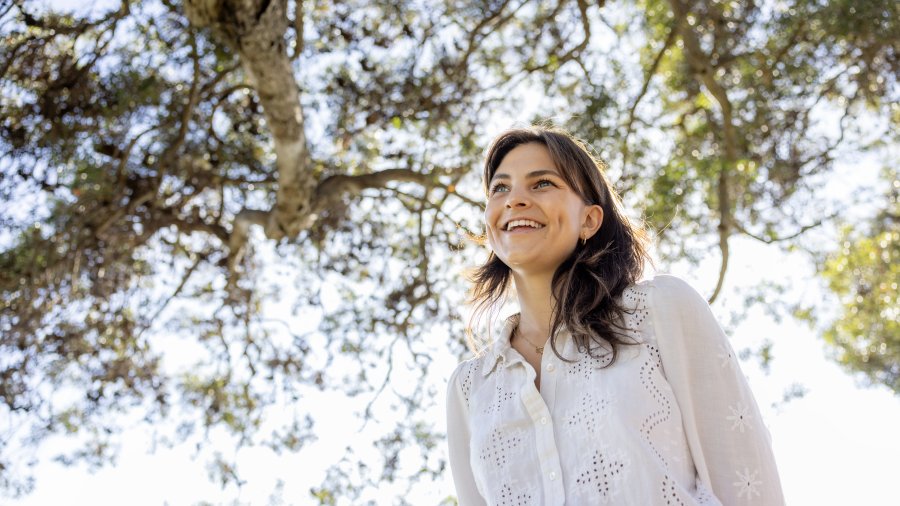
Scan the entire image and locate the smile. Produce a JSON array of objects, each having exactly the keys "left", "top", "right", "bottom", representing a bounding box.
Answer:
[{"left": 504, "top": 219, "right": 545, "bottom": 231}]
